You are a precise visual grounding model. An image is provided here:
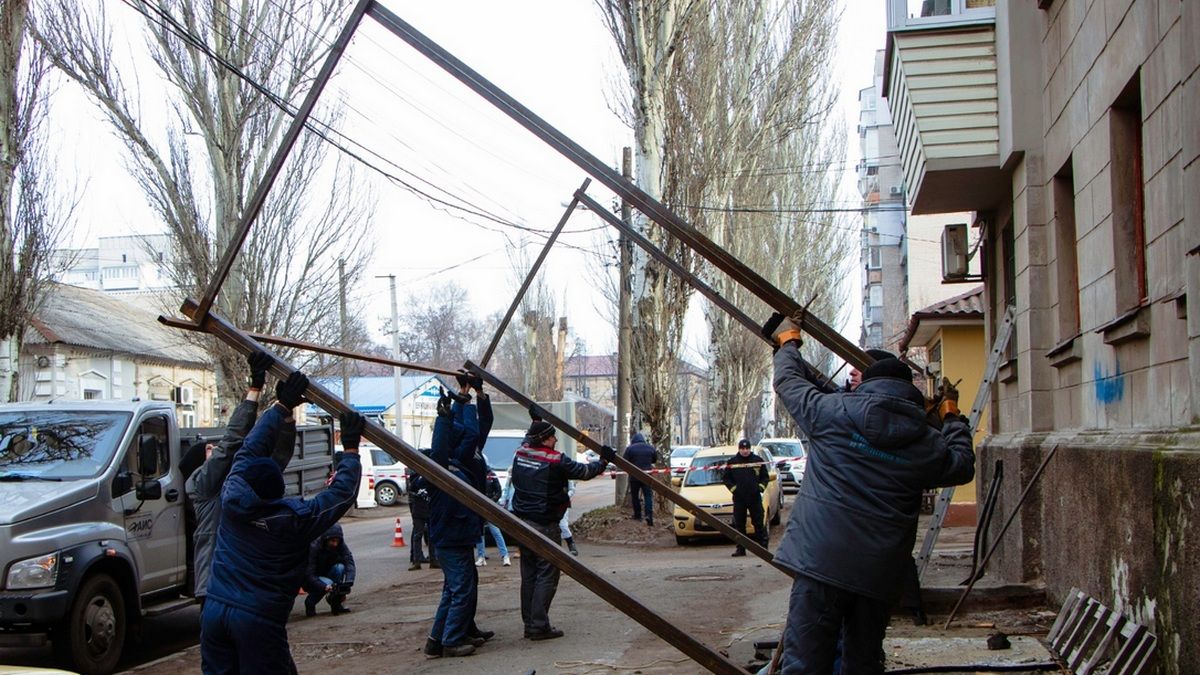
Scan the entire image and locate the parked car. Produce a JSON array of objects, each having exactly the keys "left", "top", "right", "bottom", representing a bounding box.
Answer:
[
  {"left": 368, "top": 446, "right": 406, "bottom": 507},
  {"left": 668, "top": 445, "right": 703, "bottom": 485},
  {"left": 759, "top": 437, "right": 807, "bottom": 492},
  {"left": 479, "top": 429, "right": 526, "bottom": 495},
  {"left": 672, "top": 445, "right": 783, "bottom": 545}
]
